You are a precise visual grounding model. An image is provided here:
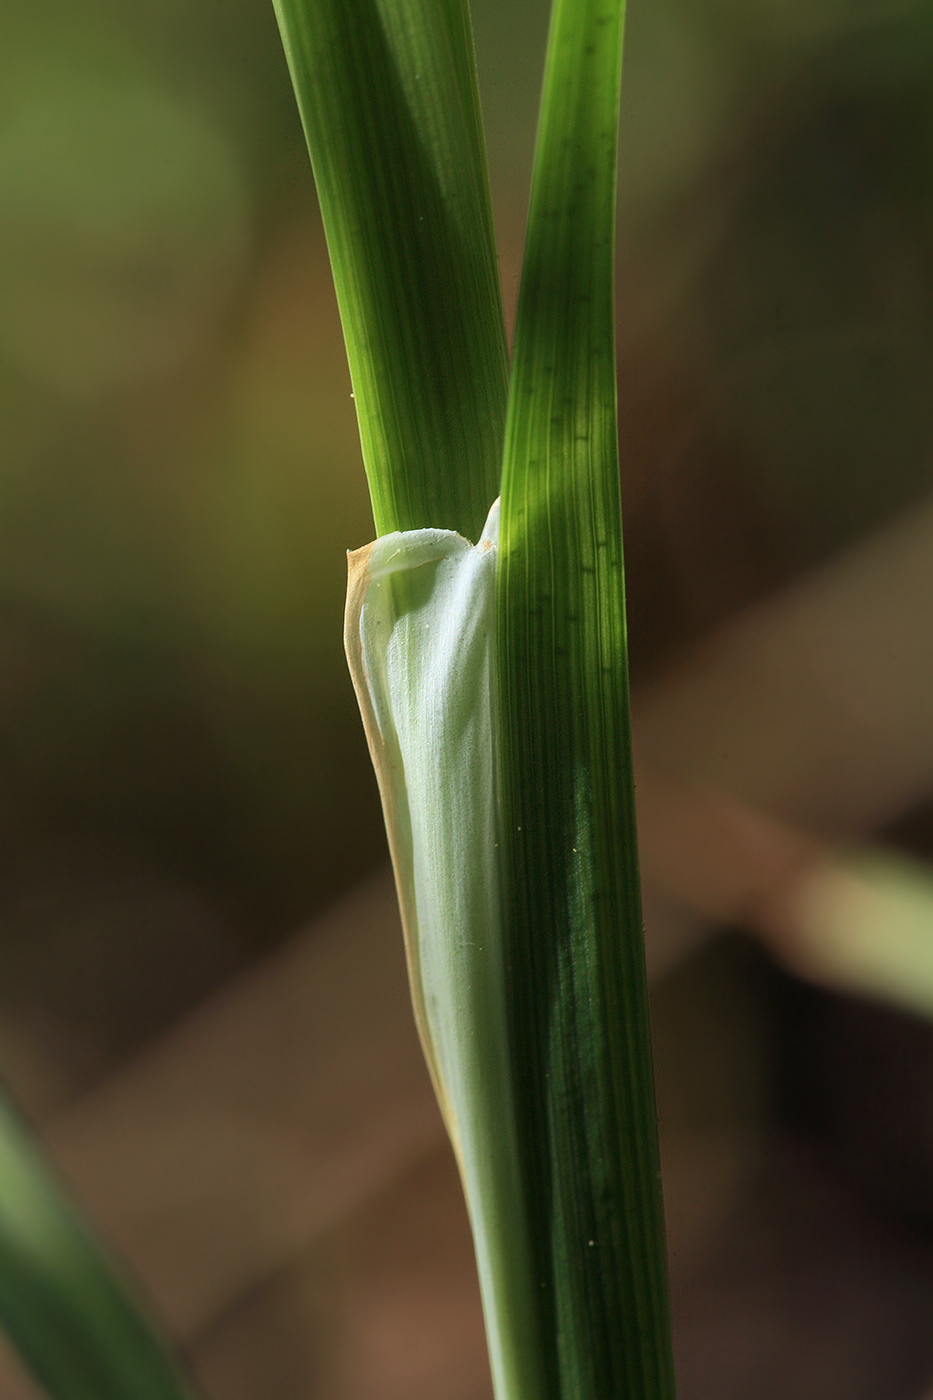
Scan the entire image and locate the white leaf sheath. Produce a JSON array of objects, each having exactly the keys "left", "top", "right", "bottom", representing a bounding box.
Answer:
[{"left": 345, "top": 498, "right": 543, "bottom": 1400}]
